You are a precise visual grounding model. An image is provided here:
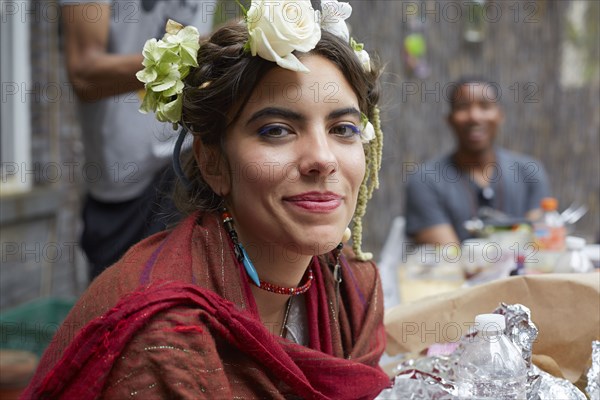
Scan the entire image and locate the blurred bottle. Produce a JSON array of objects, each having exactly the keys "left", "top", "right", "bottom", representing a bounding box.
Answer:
[
  {"left": 555, "top": 236, "right": 594, "bottom": 273},
  {"left": 456, "top": 314, "right": 527, "bottom": 400},
  {"left": 533, "top": 197, "right": 566, "bottom": 251},
  {"left": 509, "top": 254, "right": 526, "bottom": 276}
]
